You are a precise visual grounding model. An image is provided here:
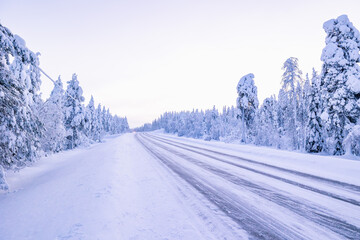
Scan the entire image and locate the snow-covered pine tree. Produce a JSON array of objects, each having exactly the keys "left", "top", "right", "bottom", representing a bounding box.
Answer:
[
  {"left": 63, "top": 74, "right": 86, "bottom": 149},
  {"left": 0, "top": 24, "right": 43, "bottom": 178},
  {"left": 122, "top": 117, "right": 129, "bottom": 133},
  {"left": 169, "top": 112, "right": 179, "bottom": 134},
  {"left": 236, "top": 73, "right": 259, "bottom": 143},
  {"left": 105, "top": 108, "right": 111, "bottom": 133},
  {"left": 276, "top": 88, "right": 288, "bottom": 149},
  {"left": 300, "top": 73, "right": 312, "bottom": 149},
  {"left": 306, "top": 70, "right": 325, "bottom": 153},
  {"left": 84, "top": 95, "right": 96, "bottom": 141},
  {"left": 186, "top": 110, "right": 196, "bottom": 138},
  {"left": 224, "top": 106, "right": 241, "bottom": 142},
  {"left": 110, "top": 115, "right": 127, "bottom": 134},
  {"left": 109, "top": 115, "right": 117, "bottom": 134},
  {"left": 162, "top": 112, "right": 170, "bottom": 133},
  {"left": 295, "top": 81, "right": 304, "bottom": 149},
  {"left": 344, "top": 125, "right": 360, "bottom": 156},
  {"left": 320, "top": 15, "right": 360, "bottom": 155},
  {"left": 101, "top": 106, "right": 106, "bottom": 131},
  {"left": 177, "top": 111, "right": 188, "bottom": 137},
  {"left": 203, "top": 109, "right": 212, "bottom": 140},
  {"left": 209, "top": 106, "right": 221, "bottom": 140},
  {"left": 221, "top": 106, "right": 239, "bottom": 139},
  {"left": 191, "top": 110, "right": 204, "bottom": 139},
  {"left": 39, "top": 76, "right": 66, "bottom": 152},
  {"left": 281, "top": 57, "right": 302, "bottom": 149},
  {"left": 95, "top": 104, "right": 104, "bottom": 141},
  {"left": 256, "top": 95, "right": 278, "bottom": 146}
]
